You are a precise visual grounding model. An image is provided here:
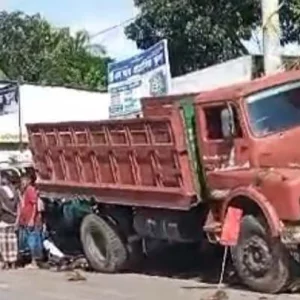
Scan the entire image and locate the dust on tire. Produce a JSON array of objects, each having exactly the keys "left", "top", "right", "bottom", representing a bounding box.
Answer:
[{"left": 80, "top": 214, "right": 128, "bottom": 273}]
